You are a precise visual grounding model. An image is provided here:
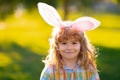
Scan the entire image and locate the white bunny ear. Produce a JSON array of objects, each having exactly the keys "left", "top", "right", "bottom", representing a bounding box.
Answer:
[
  {"left": 37, "top": 2, "right": 62, "bottom": 27},
  {"left": 71, "top": 17, "right": 100, "bottom": 32}
]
